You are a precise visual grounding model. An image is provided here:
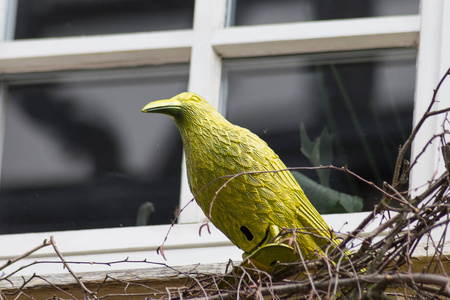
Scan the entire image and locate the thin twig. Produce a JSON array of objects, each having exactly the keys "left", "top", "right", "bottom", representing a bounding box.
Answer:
[
  {"left": 0, "top": 239, "right": 51, "bottom": 272},
  {"left": 393, "top": 66, "right": 450, "bottom": 187},
  {"left": 49, "top": 236, "right": 97, "bottom": 300},
  {"left": 190, "top": 273, "right": 450, "bottom": 300}
]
